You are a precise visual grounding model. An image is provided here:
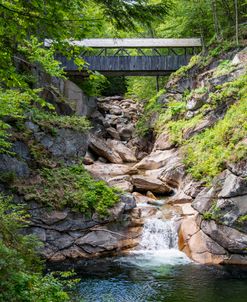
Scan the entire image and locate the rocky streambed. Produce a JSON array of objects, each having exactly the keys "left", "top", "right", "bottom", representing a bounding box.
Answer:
[{"left": 23, "top": 88, "right": 247, "bottom": 264}]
